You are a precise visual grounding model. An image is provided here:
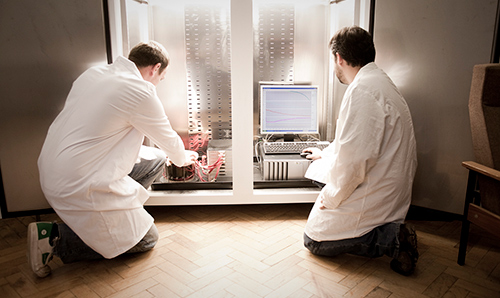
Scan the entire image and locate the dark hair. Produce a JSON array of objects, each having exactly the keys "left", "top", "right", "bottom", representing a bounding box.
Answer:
[
  {"left": 128, "top": 41, "right": 170, "bottom": 73},
  {"left": 329, "top": 26, "right": 375, "bottom": 67}
]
